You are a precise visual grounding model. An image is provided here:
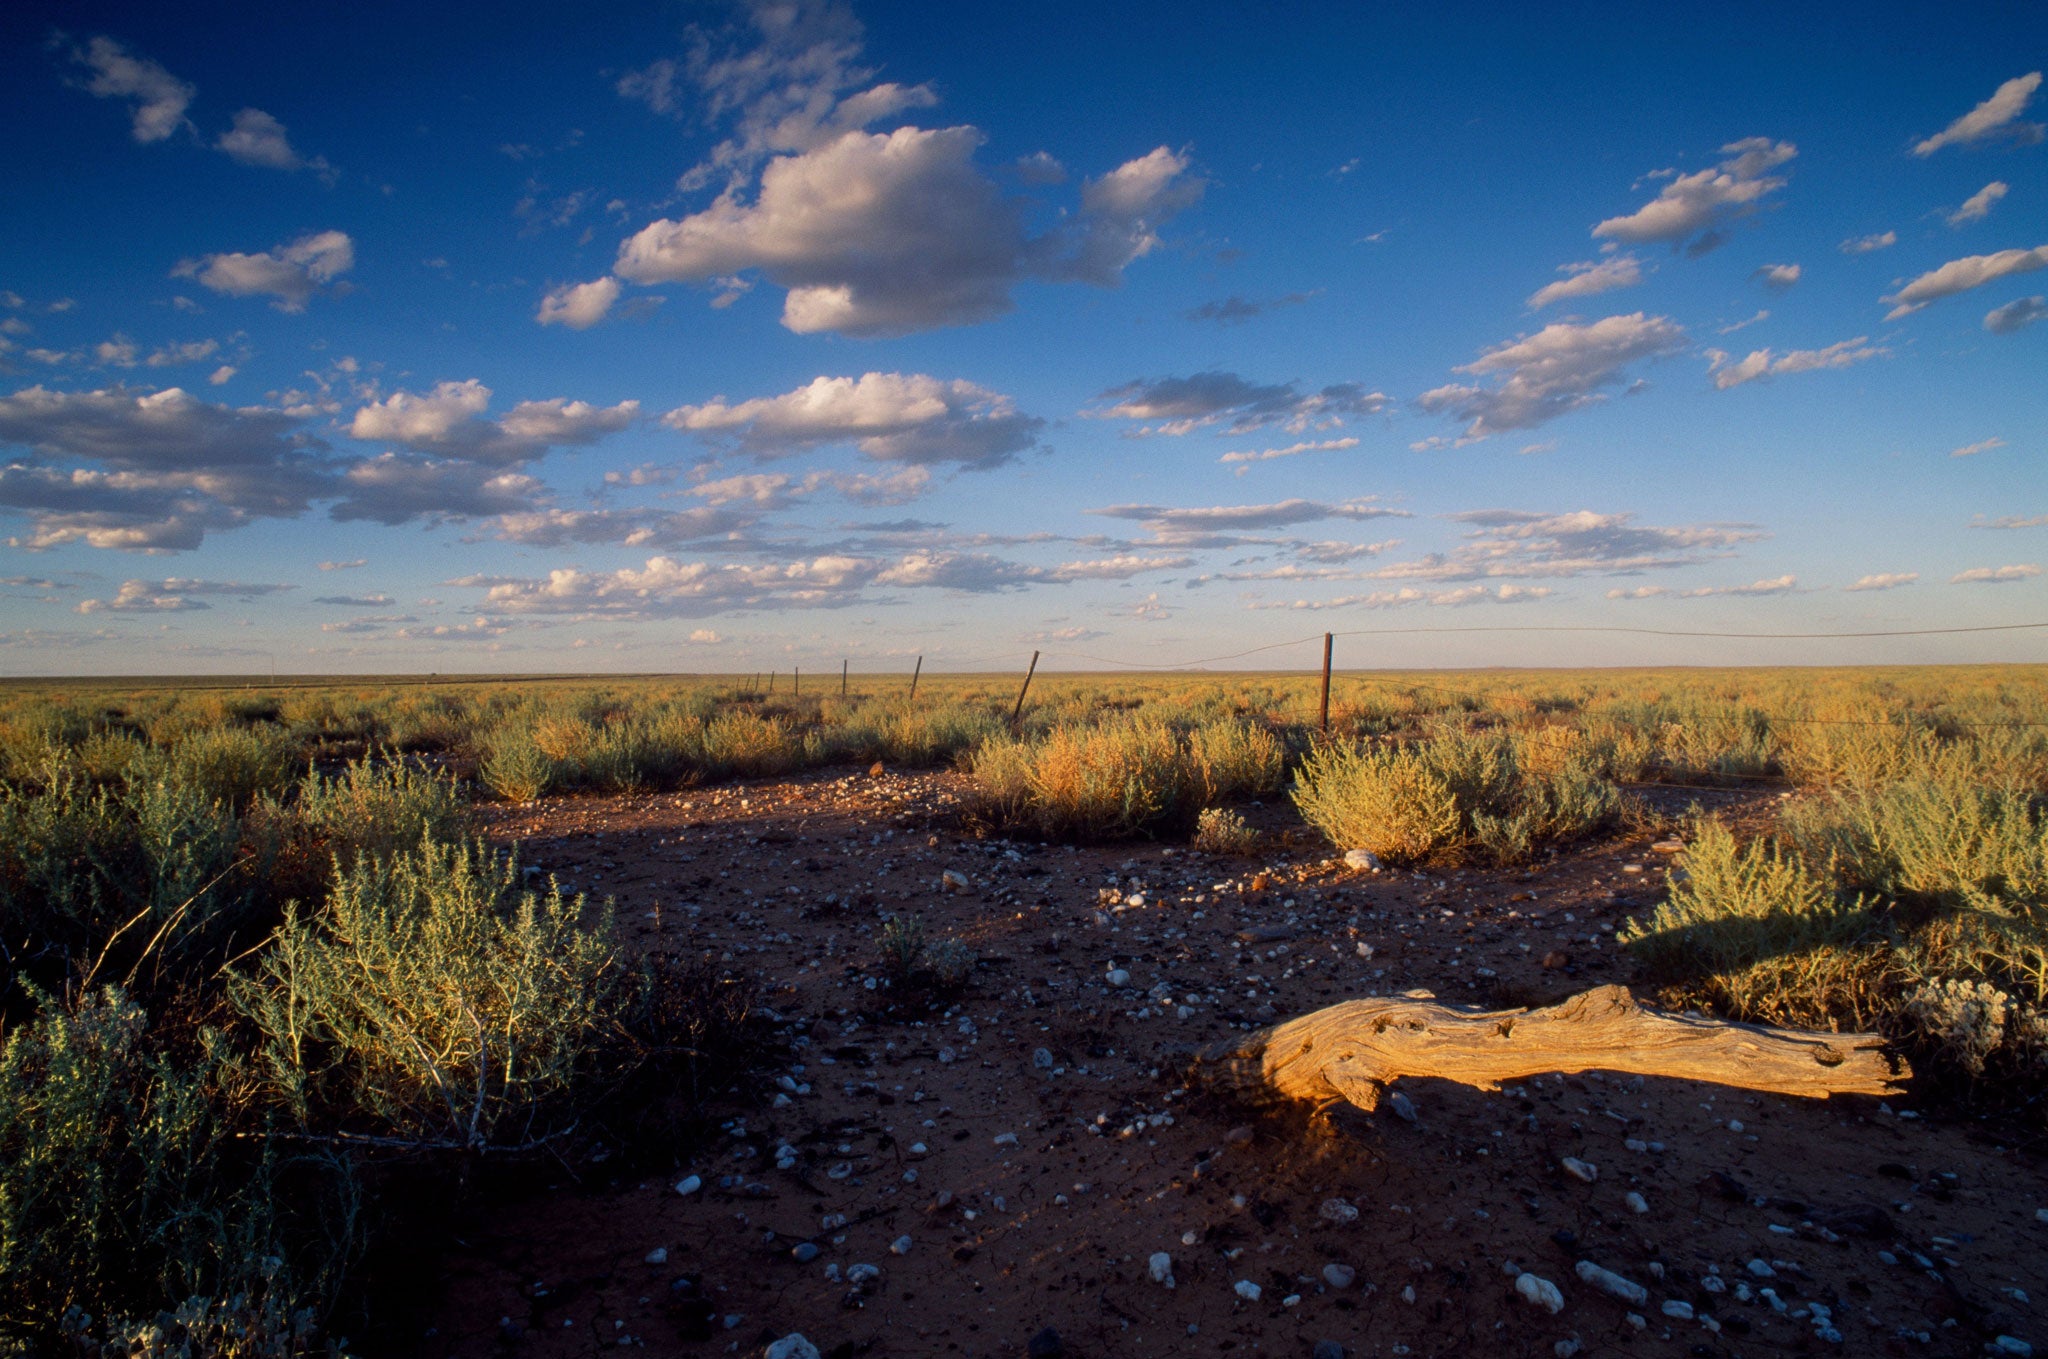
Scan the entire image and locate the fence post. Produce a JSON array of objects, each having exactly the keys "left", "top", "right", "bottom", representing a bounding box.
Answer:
[
  {"left": 768, "top": 671, "right": 775, "bottom": 694},
  {"left": 842, "top": 658, "right": 848, "bottom": 696},
  {"left": 794, "top": 666, "right": 800, "bottom": 697},
  {"left": 1011, "top": 650, "right": 1040, "bottom": 728},
  {"left": 1320, "top": 632, "right": 1333, "bottom": 735},
  {"left": 909, "top": 655, "right": 922, "bottom": 701}
]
